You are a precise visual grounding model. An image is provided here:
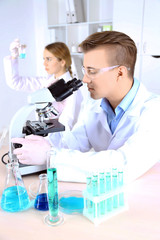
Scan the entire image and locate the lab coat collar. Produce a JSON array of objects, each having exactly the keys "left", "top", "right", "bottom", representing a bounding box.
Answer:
[
  {"left": 94, "top": 83, "right": 154, "bottom": 116},
  {"left": 125, "top": 82, "right": 155, "bottom": 117},
  {"left": 90, "top": 83, "right": 155, "bottom": 135},
  {"left": 89, "top": 83, "right": 156, "bottom": 136}
]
